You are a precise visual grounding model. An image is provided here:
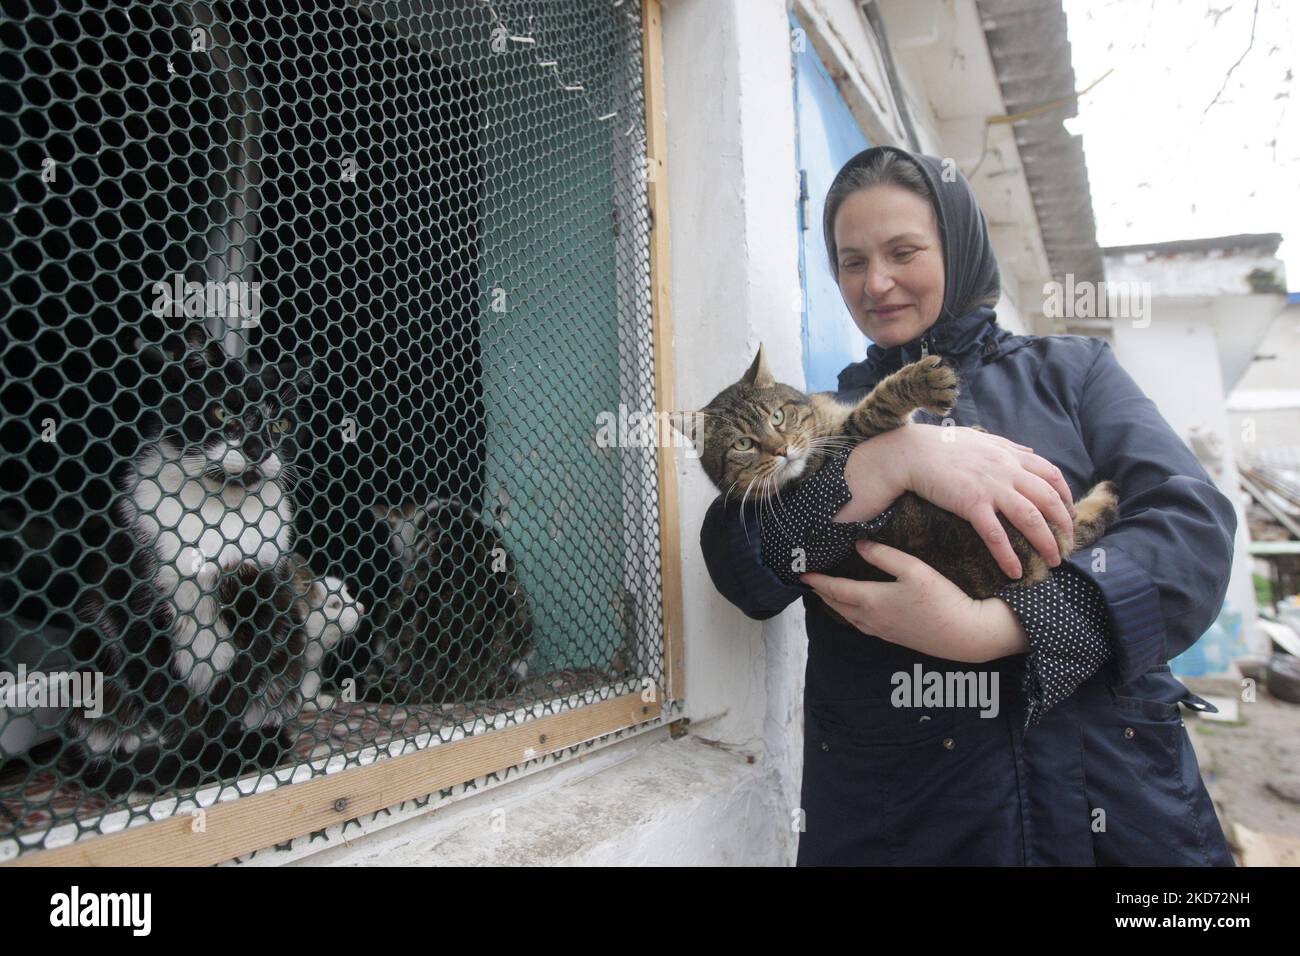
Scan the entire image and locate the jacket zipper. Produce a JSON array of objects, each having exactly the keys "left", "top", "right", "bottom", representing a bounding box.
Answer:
[{"left": 920, "top": 333, "right": 931, "bottom": 359}]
